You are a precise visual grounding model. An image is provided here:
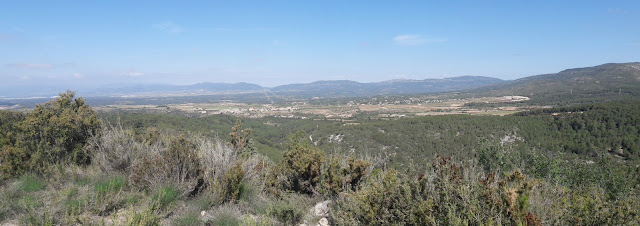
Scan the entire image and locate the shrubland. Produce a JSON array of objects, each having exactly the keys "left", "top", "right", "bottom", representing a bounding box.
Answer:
[{"left": 1, "top": 92, "right": 639, "bottom": 225}]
